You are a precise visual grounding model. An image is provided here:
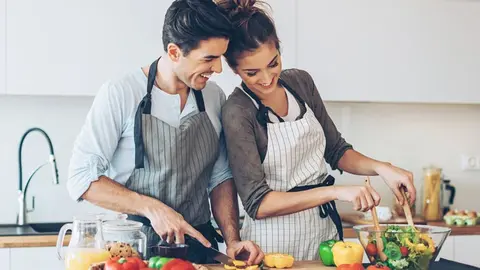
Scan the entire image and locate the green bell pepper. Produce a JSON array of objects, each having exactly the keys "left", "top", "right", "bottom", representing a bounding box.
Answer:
[
  {"left": 318, "top": 239, "right": 338, "bottom": 266},
  {"left": 148, "top": 256, "right": 173, "bottom": 269}
]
